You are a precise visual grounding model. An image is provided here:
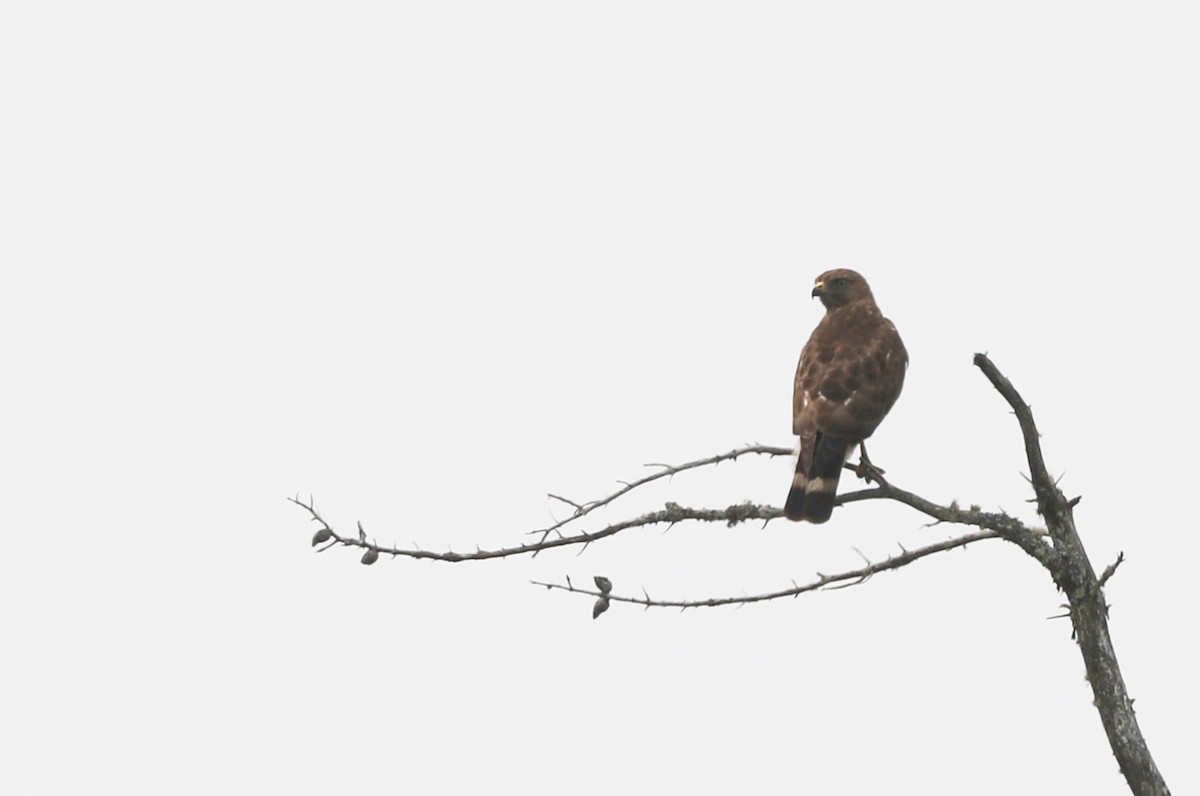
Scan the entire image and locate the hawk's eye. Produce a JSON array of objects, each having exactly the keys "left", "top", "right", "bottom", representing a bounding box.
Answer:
[{"left": 832, "top": 277, "right": 848, "bottom": 288}]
